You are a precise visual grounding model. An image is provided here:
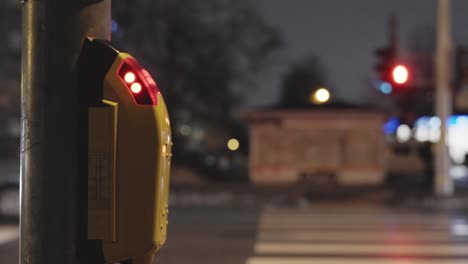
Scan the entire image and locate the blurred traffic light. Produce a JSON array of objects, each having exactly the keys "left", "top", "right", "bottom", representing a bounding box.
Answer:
[
  {"left": 374, "top": 47, "right": 410, "bottom": 91},
  {"left": 374, "top": 16, "right": 410, "bottom": 93}
]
